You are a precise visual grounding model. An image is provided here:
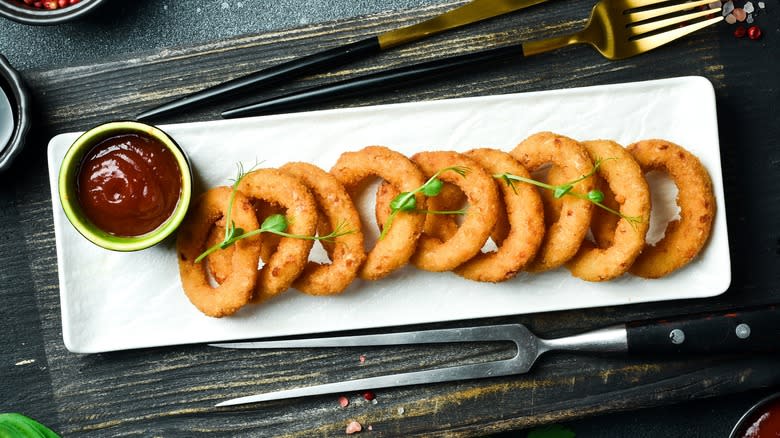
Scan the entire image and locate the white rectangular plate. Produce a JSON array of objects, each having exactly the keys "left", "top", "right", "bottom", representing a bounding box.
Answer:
[{"left": 48, "top": 76, "right": 730, "bottom": 353}]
